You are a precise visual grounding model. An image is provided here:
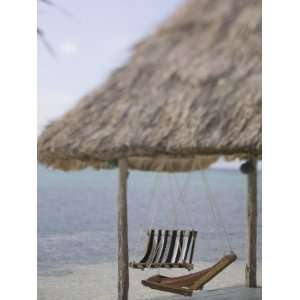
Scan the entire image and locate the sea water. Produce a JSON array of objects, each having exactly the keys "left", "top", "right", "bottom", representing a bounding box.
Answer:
[{"left": 38, "top": 164, "right": 261, "bottom": 277}]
